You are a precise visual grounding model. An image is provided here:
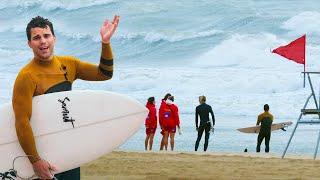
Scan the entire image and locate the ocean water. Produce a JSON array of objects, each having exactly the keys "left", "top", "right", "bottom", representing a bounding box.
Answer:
[{"left": 2, "top": 0, "right": 320, "bottom": 156}]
